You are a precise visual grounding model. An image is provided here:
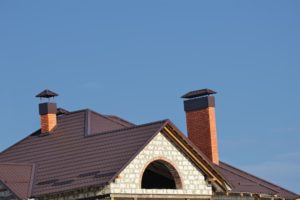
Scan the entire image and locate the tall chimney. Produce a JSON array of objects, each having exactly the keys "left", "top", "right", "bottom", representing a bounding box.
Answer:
[
  {"left": 182, "top": 88, "right": 219, "bottom": 165},
  {"left": 36, "top": 89, "right": 58, "bottom": 134}
]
